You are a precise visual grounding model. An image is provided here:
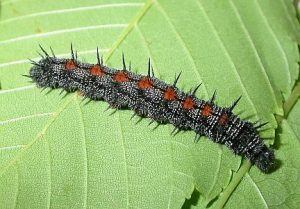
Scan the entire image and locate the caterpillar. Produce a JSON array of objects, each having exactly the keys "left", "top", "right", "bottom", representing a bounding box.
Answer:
[{"left": 27, "top": 45, "right": 275, "bottom": 173}]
